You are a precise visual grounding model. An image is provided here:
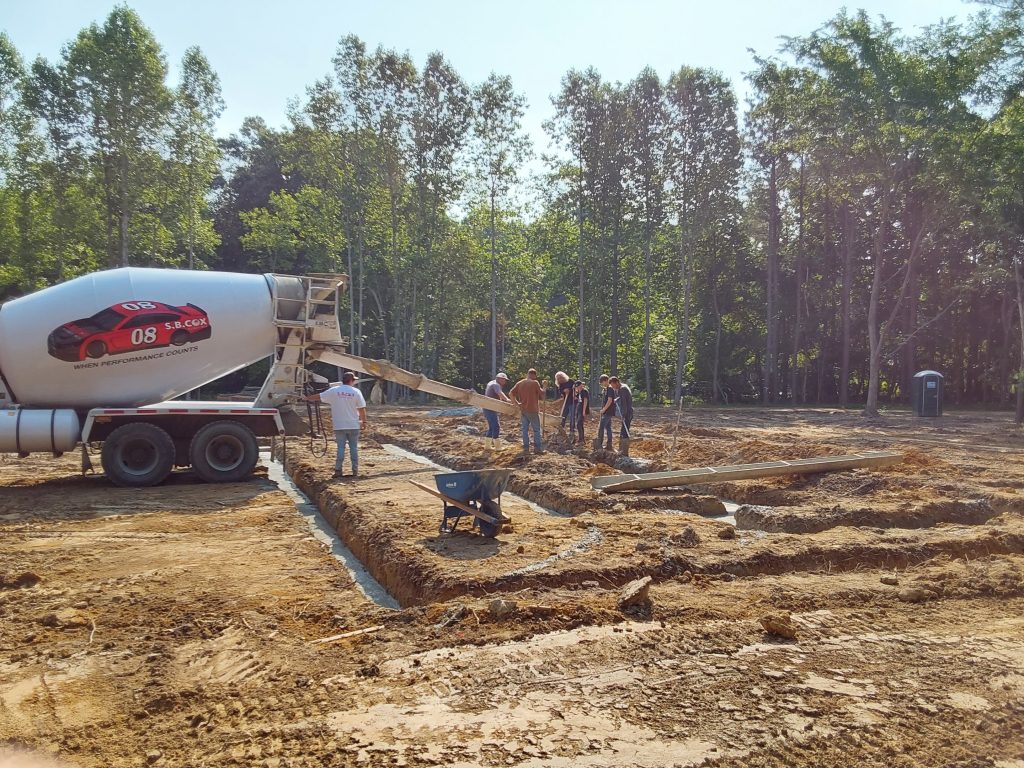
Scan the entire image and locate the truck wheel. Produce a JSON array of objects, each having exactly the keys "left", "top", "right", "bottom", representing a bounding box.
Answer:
[
  {"left": 101, "top": 423, "right": 175, "bottom": 487},
  {"left": 189, "top": 421, "right": 259, "bottom": 483}
]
